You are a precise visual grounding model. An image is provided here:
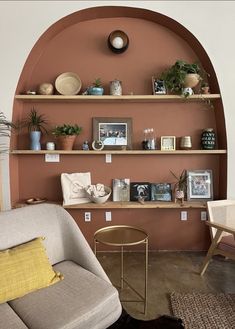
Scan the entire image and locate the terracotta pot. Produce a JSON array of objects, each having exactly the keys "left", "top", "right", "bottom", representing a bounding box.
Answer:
[
  {"left": 57, "top": 135, "right": 76, "bottom": 150},
  {"left": 184, "top": 73, "right": 200, "bottom": 88}
]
